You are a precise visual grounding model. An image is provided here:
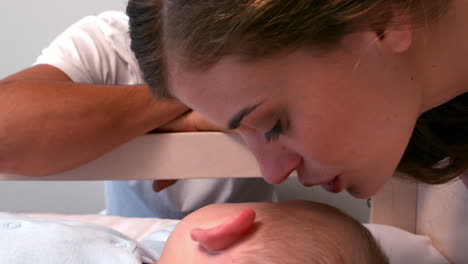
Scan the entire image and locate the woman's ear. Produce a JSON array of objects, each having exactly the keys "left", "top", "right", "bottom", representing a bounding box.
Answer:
[
  {"left": 190, "top": 208, "right": 256, "bottom": 252},
  {"left": 376, "top": 6, "right": 414, "bottom": 53}
]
